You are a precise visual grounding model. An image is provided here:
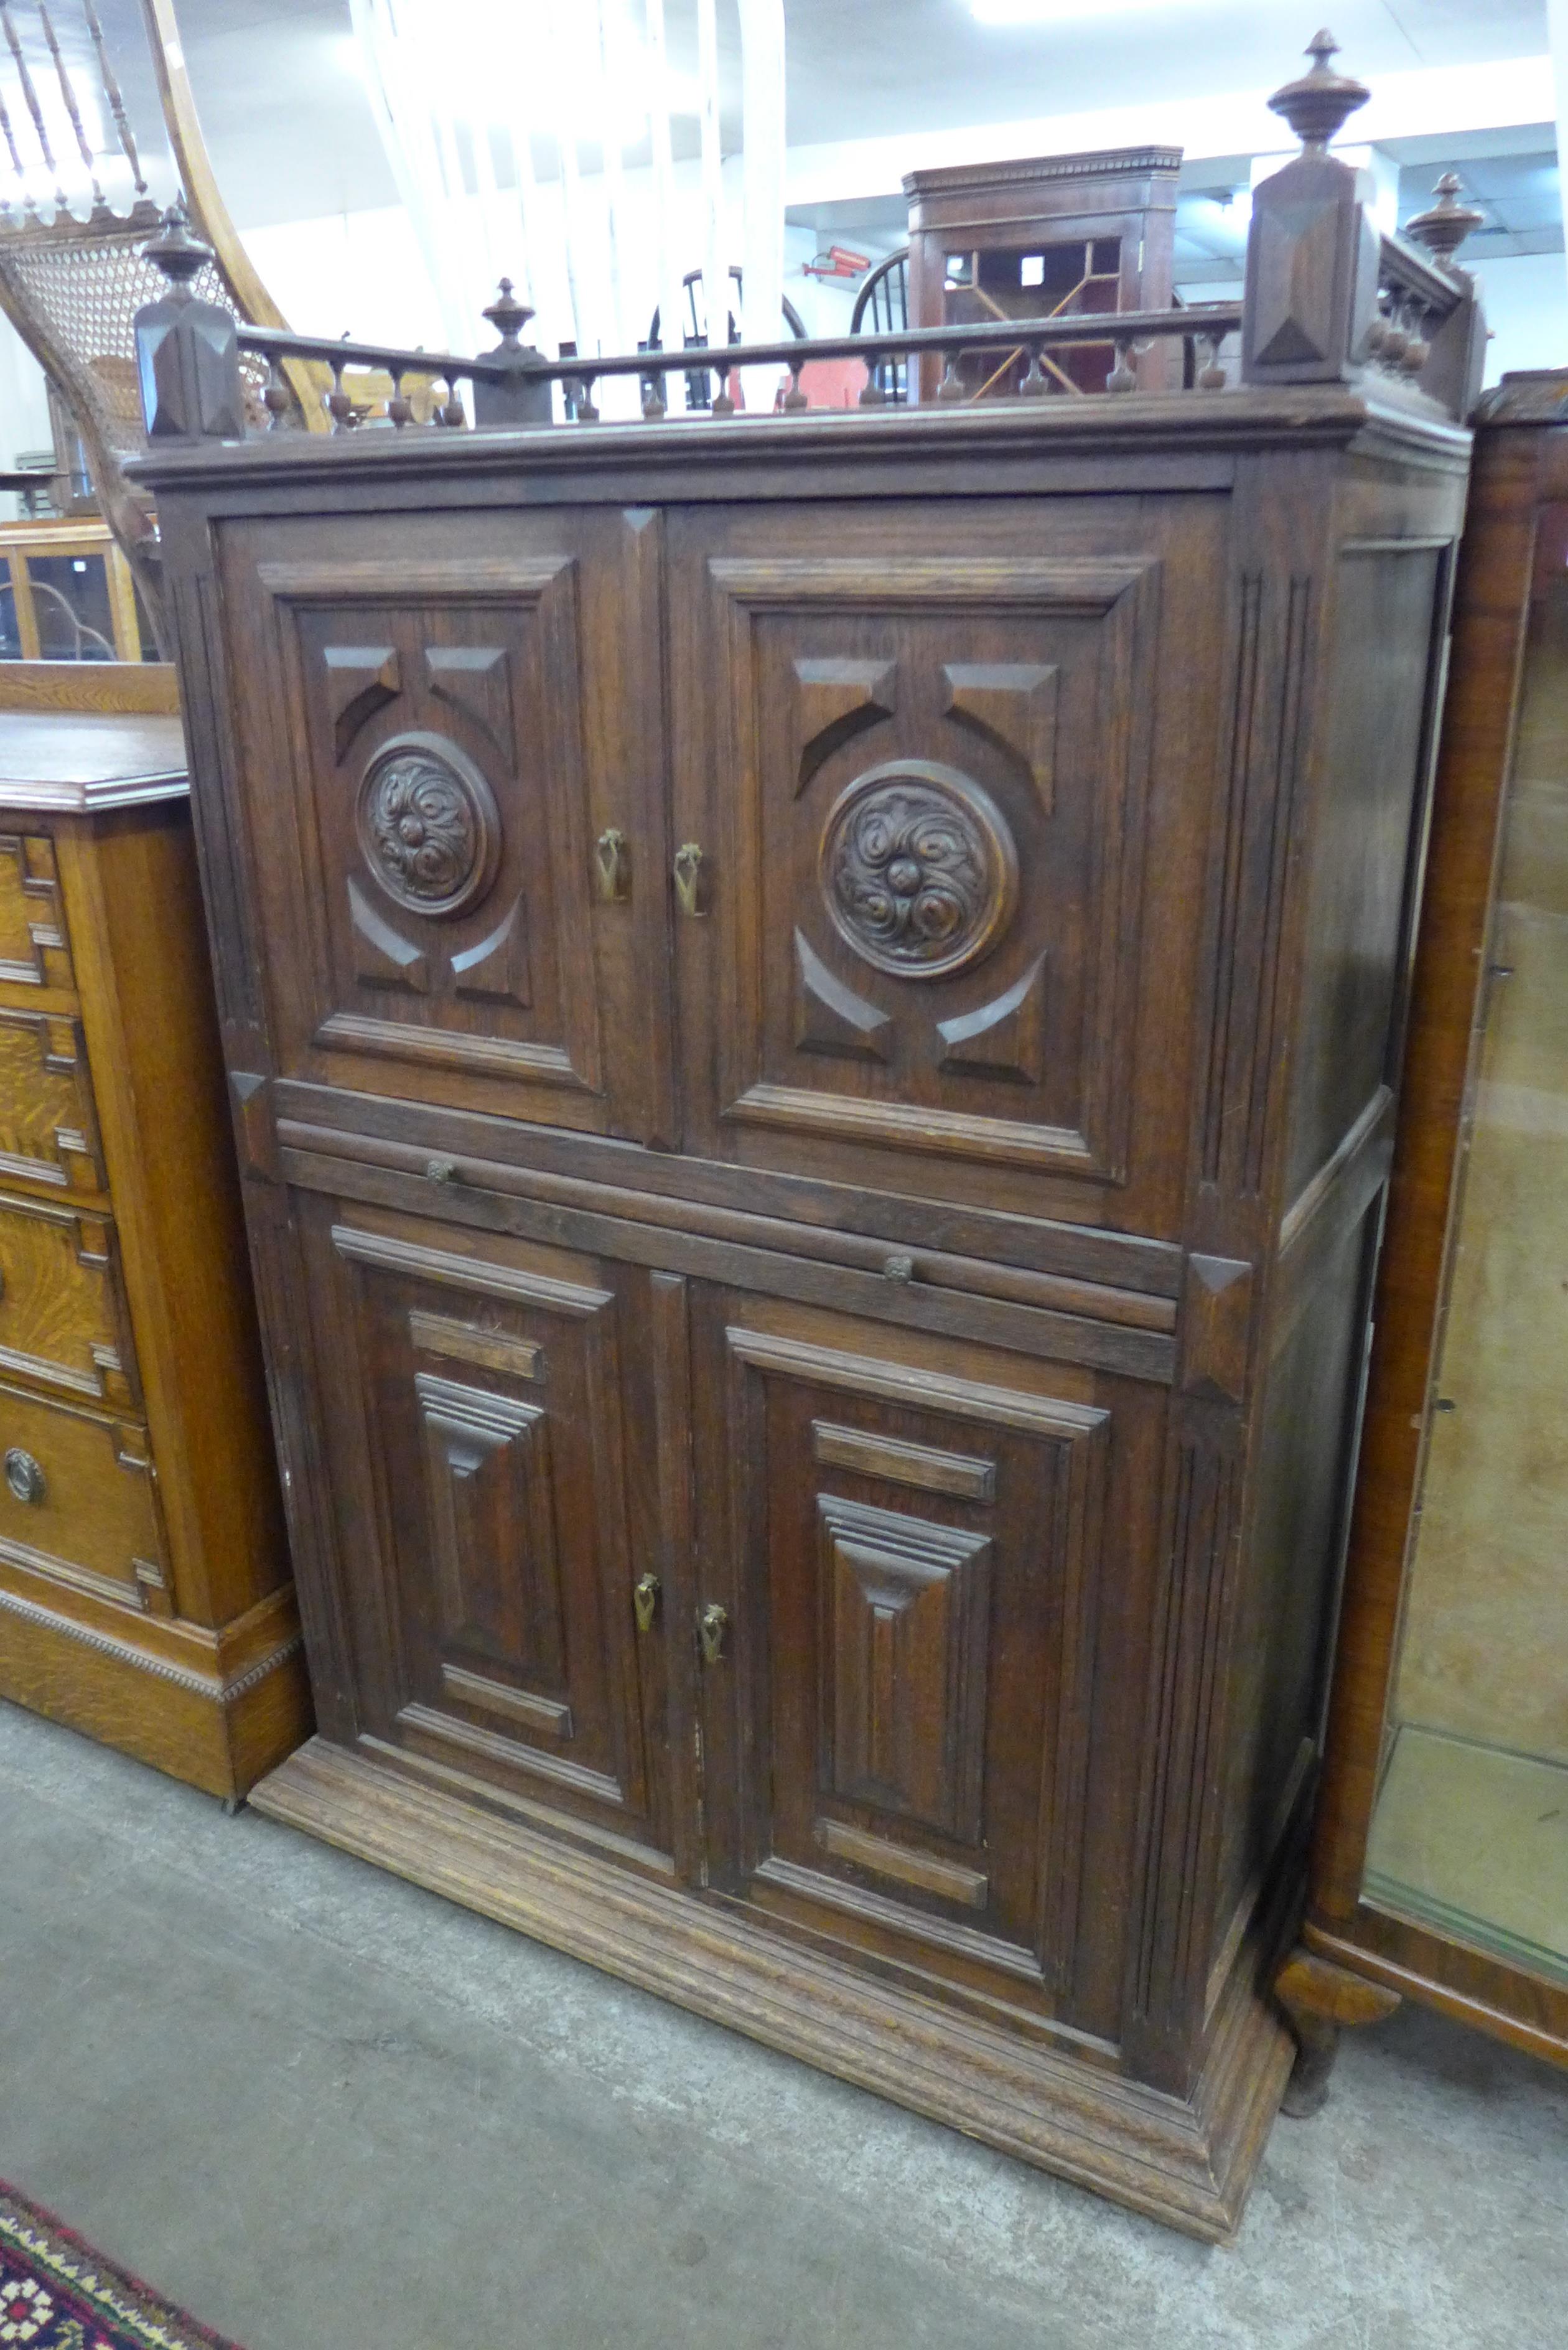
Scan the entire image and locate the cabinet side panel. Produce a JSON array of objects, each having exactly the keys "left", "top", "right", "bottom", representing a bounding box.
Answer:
[{"left": 1284, "top": 543, "right": 1445, "bottom": 1204}]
